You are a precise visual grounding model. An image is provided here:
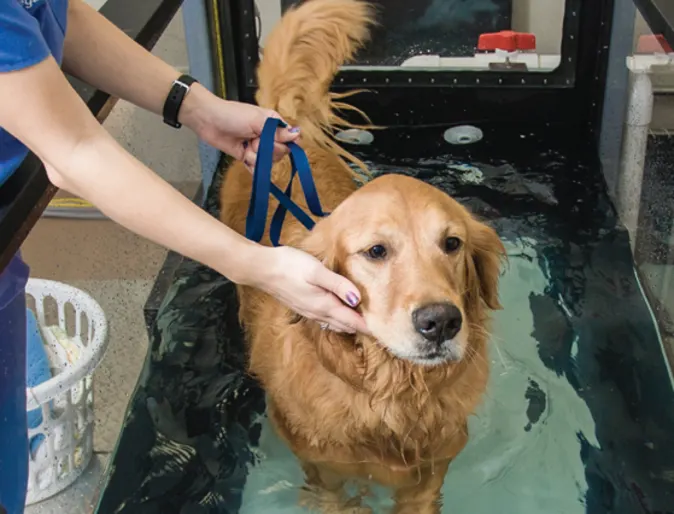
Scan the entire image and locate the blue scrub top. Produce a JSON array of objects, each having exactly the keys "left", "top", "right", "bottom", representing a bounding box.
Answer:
[
  {"left": 0, "top": 4, "right": 68, "bottom": 511},
  {"left": 0, "top": 0, "right": 69, "bottom": 186}
]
